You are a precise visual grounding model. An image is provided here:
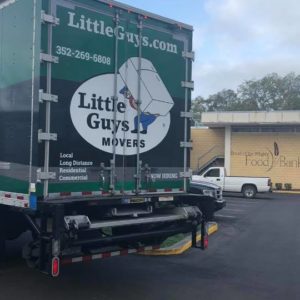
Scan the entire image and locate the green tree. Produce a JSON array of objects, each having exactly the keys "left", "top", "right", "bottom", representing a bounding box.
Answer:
[
  {"left": 205, "top": 89, "right": 239, "bottom": 111},
  {"left": 192, "top": 72, "right": 300, "bottom": 117},
  {"left": 191, "top": 96, "right": 206, "bottom": 125},
  {"left": 280, "top": 73, "right": 300, "bottom": 109}
]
